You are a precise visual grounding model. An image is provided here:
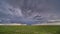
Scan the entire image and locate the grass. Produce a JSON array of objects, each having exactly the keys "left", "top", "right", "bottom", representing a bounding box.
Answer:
[{"left": 0, "top": 25, "right": 60, "bottom": 34}]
